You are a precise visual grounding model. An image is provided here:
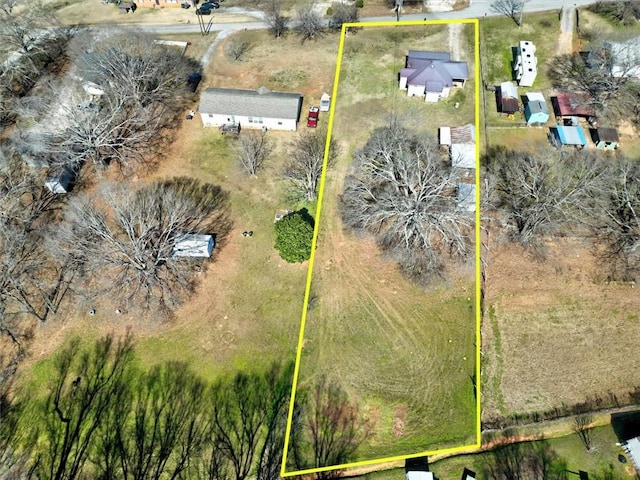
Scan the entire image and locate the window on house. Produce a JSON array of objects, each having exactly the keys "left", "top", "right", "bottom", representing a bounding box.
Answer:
[
  {"left": 248, "top": 117, "right": 254, "bottom": 123},
  {"left": 278, "top": 122, "right": 282, "bottom": 125}
]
